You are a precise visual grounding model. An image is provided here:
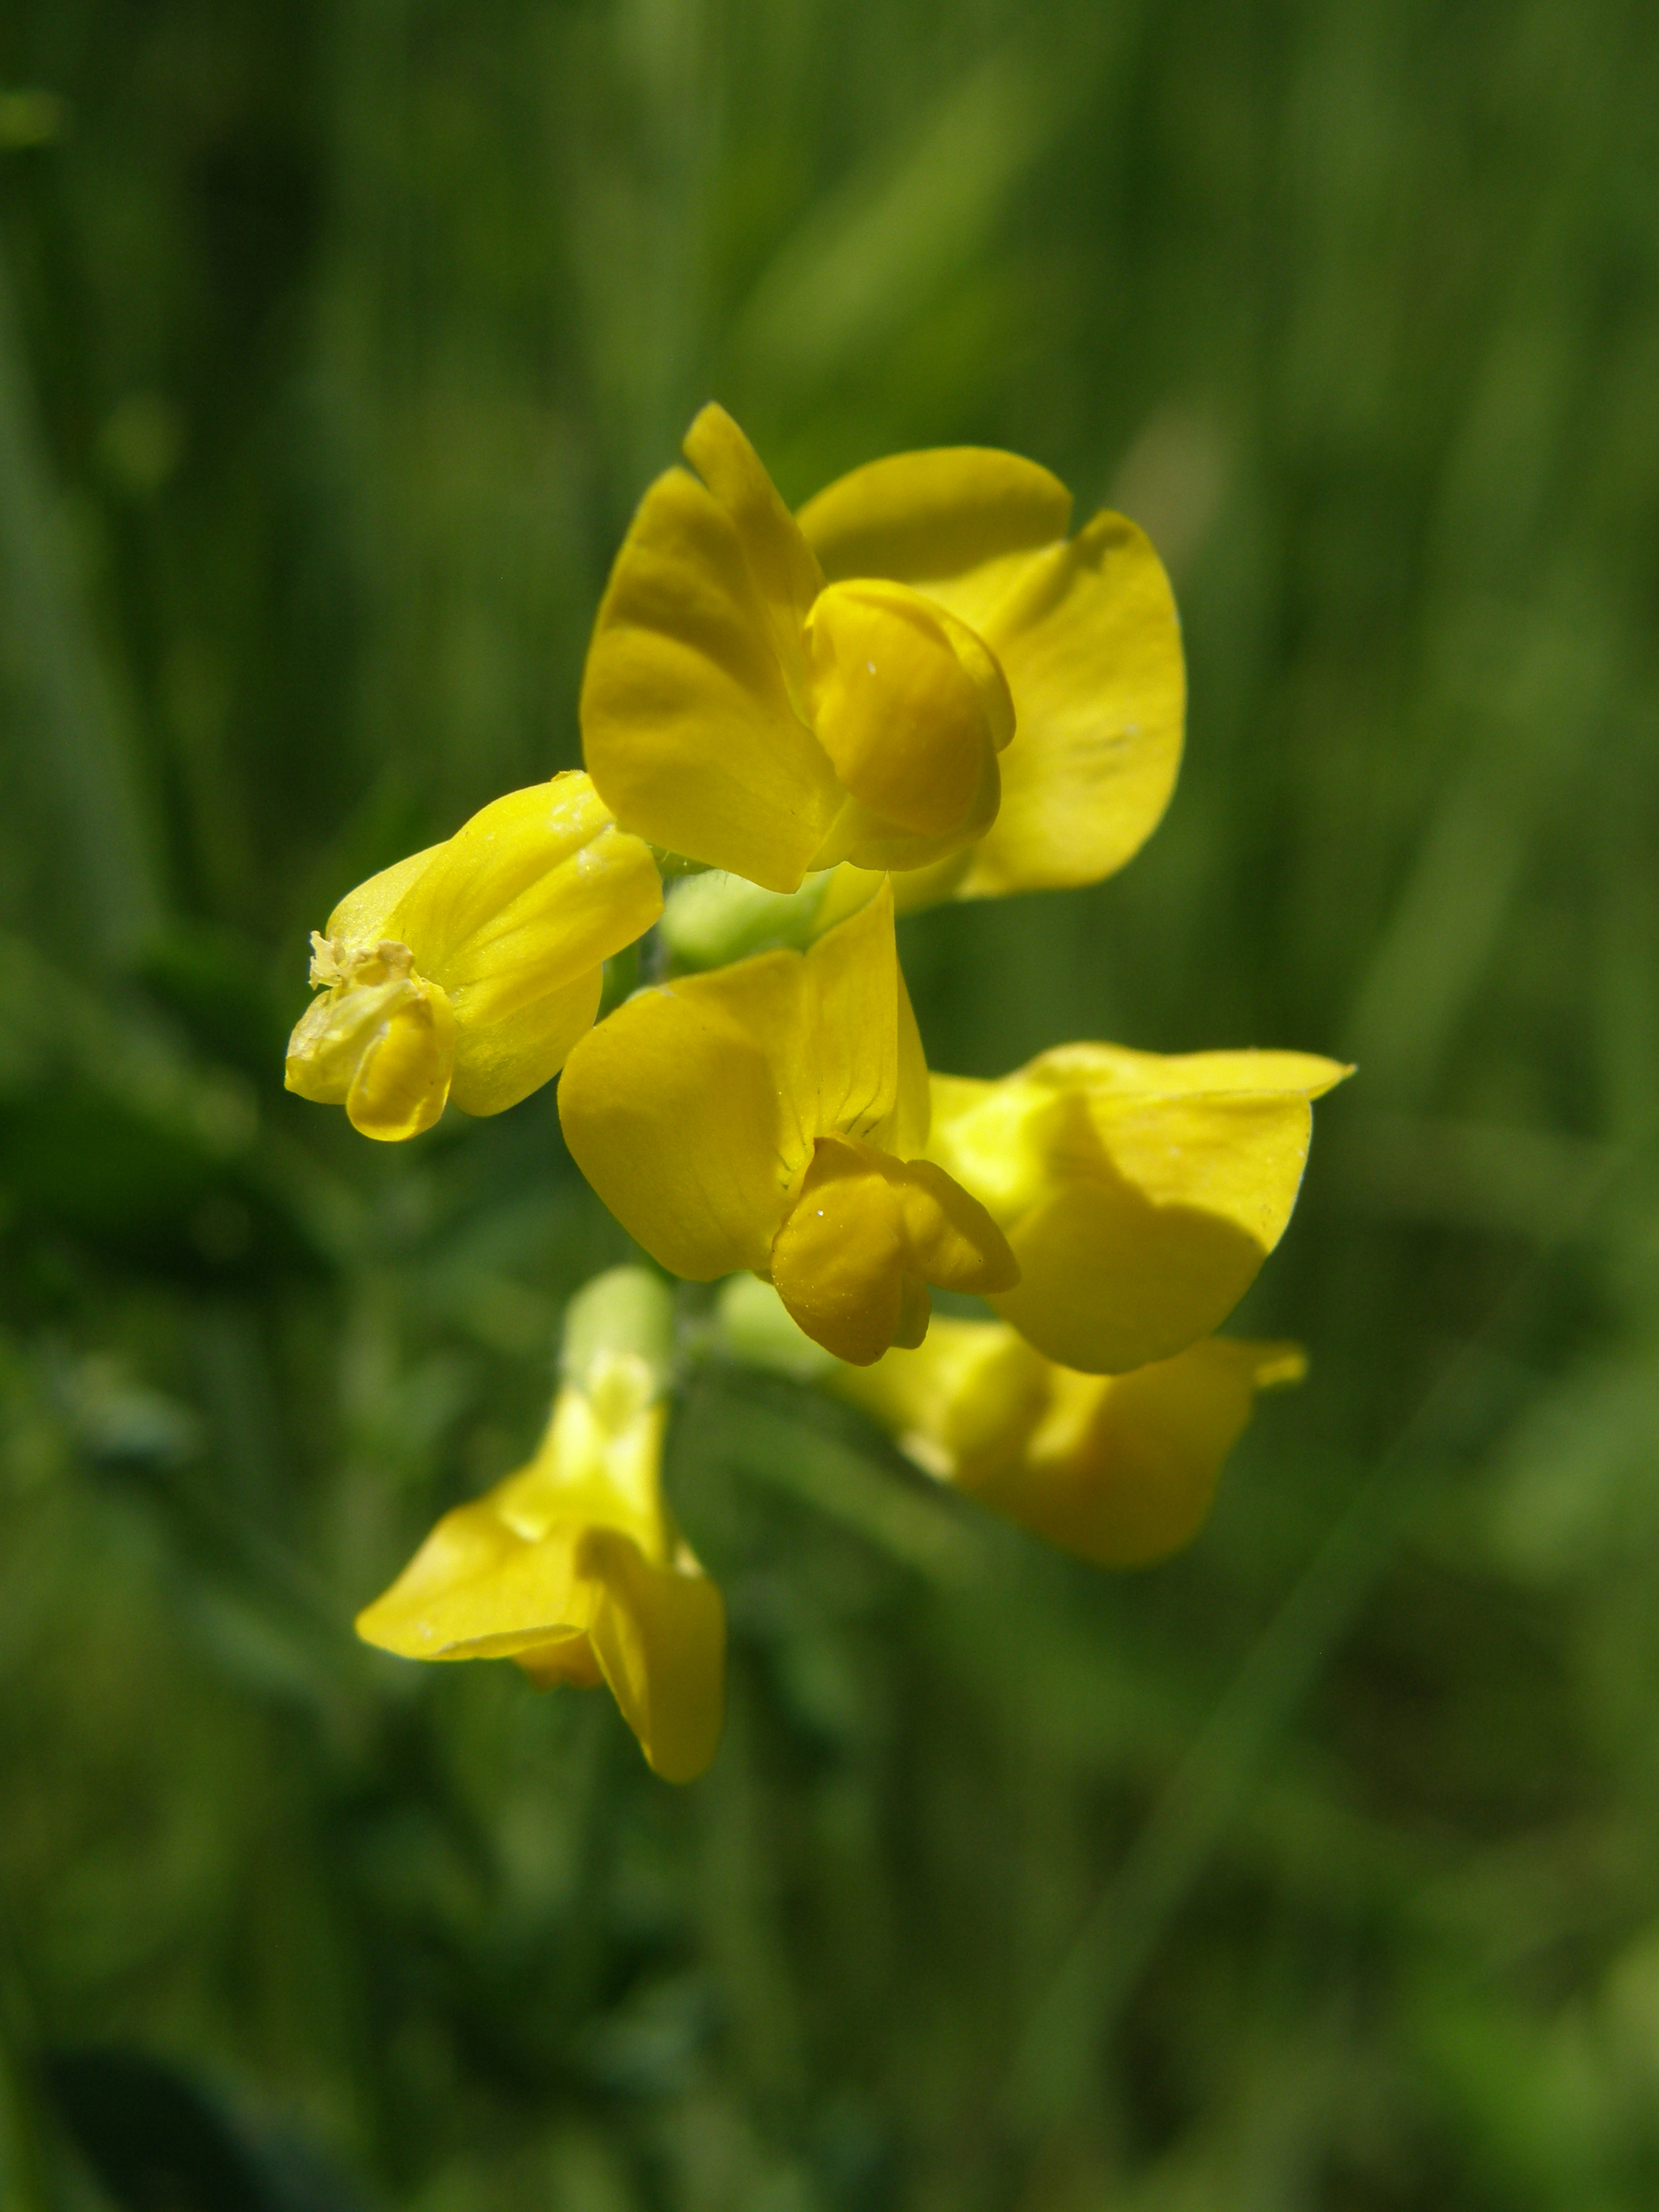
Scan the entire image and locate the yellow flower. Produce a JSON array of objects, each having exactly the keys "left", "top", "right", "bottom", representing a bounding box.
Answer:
[
  {"left": 557, "top": 880, "right": 1018, "bottom": 1365},
  {"left": 356, "top": 1270, "right": 724, "bottom": 1782},
  {"left": 925, "top": 1043, "right": 1352, "bottom": 1373},
  {"left": 285, "top": 772, "right": 662, "bottom": 1141},
  {"left": 581, "top": 405, "right": 1016, "bottom": 894},
  {"left": 798, "top": 436, "right": 1184, "bottom": 900},
  {"left": 833, "top": 1313, "right": 1306, "bottom": 1567}
]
